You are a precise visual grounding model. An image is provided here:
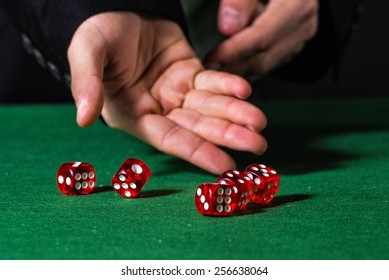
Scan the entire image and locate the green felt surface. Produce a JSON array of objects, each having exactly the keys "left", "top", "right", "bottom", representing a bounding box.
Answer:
[{"left": 0, "top": 99, "right": 388, "bottom": 260}]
